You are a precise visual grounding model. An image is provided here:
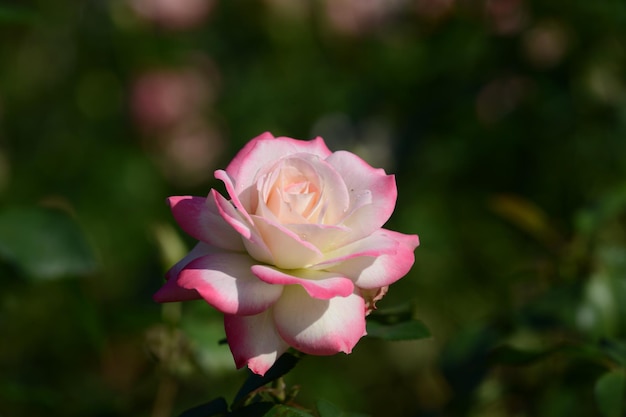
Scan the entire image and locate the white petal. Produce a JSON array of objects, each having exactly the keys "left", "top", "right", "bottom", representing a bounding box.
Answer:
[
  {"left": 252, "top": 215, "right": 323, "bottom": 269},
  {"left": 224, "top": 311, "right": 289, "bottom": 376},
  {"left": 273, "top": 286, "right": 366, "bottom": 355}
]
